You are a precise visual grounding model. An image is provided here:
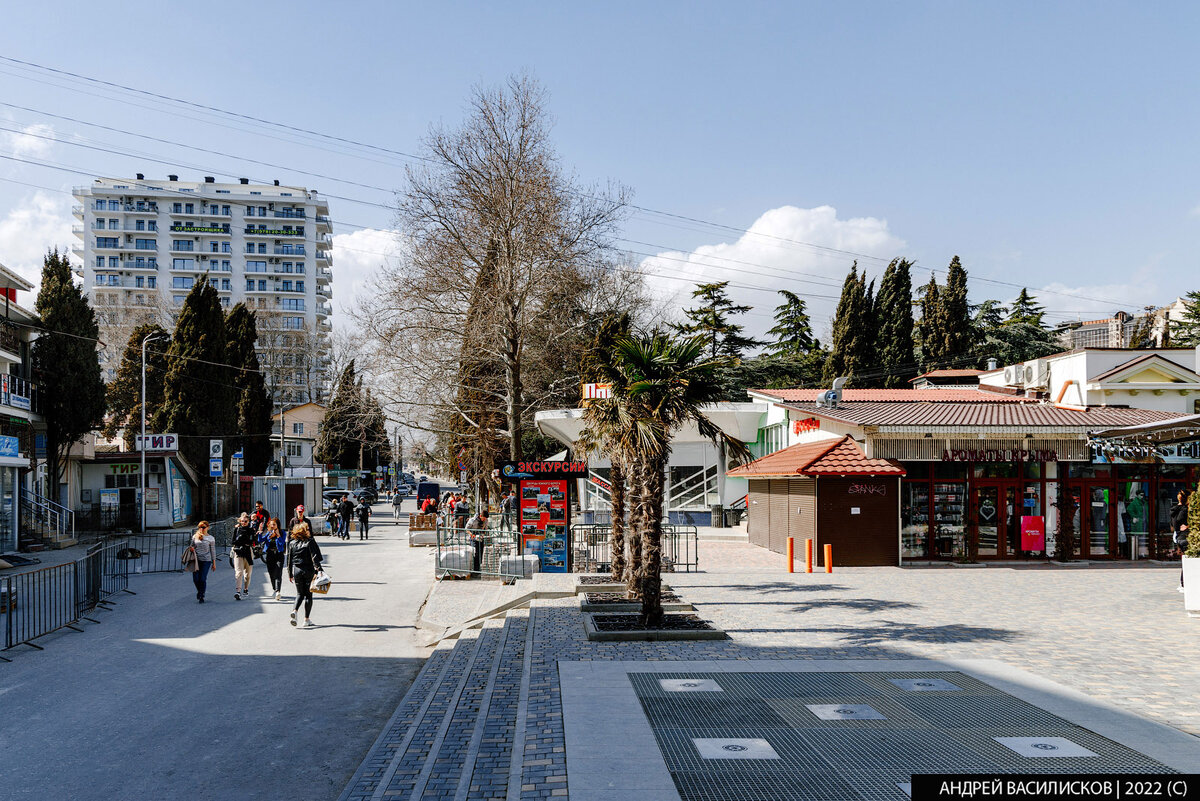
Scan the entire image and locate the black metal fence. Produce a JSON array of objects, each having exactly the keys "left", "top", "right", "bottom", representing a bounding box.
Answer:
[
  {"left": 74, "top": 502, "right": 141, "bottom": 532},
  {"left": 570, "top": 523, "right": 700, "bottom": 573},
  {"left": 1, "top": 540, "right": 133, "bottom": 657},
  {"left": 102, "top": 518, "right": 235, "bottom": 575},
  {"left": 434, "top": 525, "right": 525, "bottom": 581}
]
